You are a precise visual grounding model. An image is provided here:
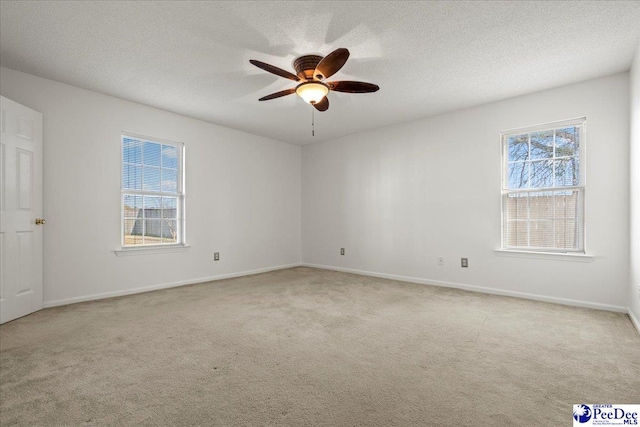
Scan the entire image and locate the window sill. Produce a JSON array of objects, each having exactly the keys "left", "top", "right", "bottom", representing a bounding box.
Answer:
[
  {"left": 114, "top": 245, "right": 191, "bottom": 257},
  {"left": 494, "top": 249, "right": 594, "bottom": 262}
]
